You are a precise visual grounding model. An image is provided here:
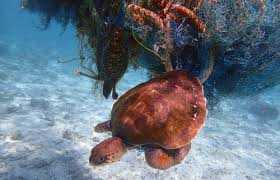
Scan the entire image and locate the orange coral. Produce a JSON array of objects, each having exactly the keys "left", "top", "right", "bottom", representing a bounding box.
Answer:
[
  {"left": 127, "top": 0, "right": 207, "bottom": 32},
  {"left": 172, "top": 4, "right": 206, "bottom": 32},
  {"left": 127, "top": 4, "right": 164, "bottom": 28}
]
